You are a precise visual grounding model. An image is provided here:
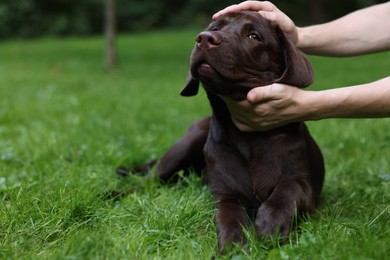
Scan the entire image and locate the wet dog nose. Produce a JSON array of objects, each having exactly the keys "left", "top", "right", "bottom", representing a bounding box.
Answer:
[{"left": 196, "top": 32, "right": 222, "bottom": 49}]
